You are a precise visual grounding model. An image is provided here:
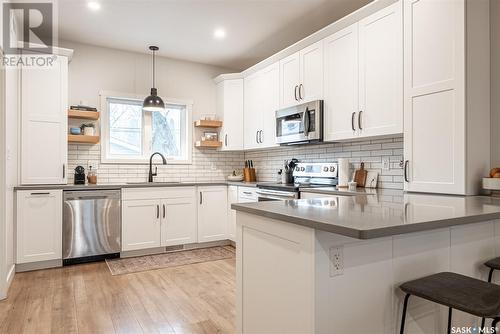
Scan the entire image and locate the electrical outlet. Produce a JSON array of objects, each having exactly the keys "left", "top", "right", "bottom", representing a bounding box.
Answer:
[
  {"left": 329, "top": 246, "right": 344, "bottom": 277},
  {"left": 382, "top": 156, "right": 390, "bottom": 170}
]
